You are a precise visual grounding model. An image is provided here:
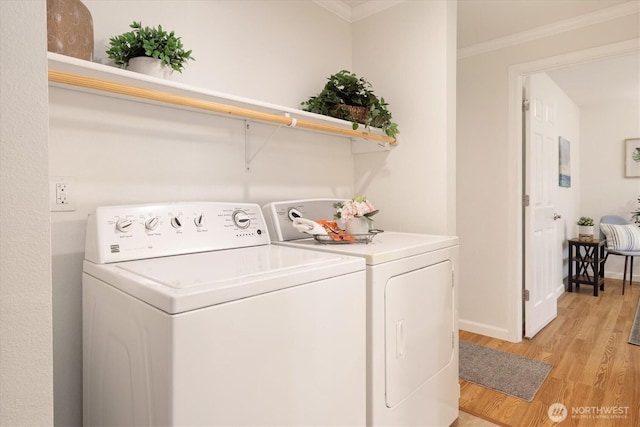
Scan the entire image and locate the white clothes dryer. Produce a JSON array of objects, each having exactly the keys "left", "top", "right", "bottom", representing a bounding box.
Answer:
[
  {"left": 263, "top": 199, "right": 459, "bottom": 427},
  {"left": 82, "top": 202, "right": 366, "bottom": 427}
]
